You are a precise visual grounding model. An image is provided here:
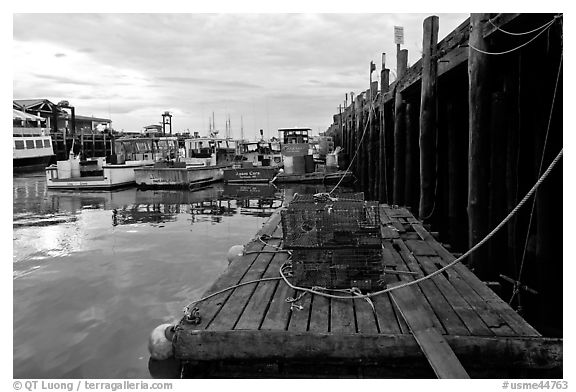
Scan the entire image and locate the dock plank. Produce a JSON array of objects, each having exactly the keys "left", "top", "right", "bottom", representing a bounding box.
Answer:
[
  {"left": 234, "top": 235, "right": 287, "bottom": 330},
  {"left": 208, "top": 223, "right": 283, "bottom": 331},
  {"left": 415, "top": 255, "right": 494, "bottom": 336},
  {"left": 354, "top": 297, "right": 379, "bottom": 334},
  {"left": 185, "top": 211, "right": 283, "bottom": 330},
  {"left": 308, "top": 295, "right": 330, "bottom": 333},
  {"left": 330, "top": 297, "right": 356, "bottom": 333},
  {"left": 287, "top": 291, "right": 313, "bottom": 332},
  {"left": 411, "top": 223, "right": 538, "bottom": 336},
  {"left": 260, "top": 283, "right": 294, "bottom": 331},
  {"left": 389, "top": 284, "right": 470, "bottom": 378},
  {"left": 405, "top": 236, "right": 515, "bottom": 335},
  {"left": 383, "top": 241, "right": 446, "bottom": 334},
  {"left": 393, "top": 239, "right": 471, "bottom": 336}
]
